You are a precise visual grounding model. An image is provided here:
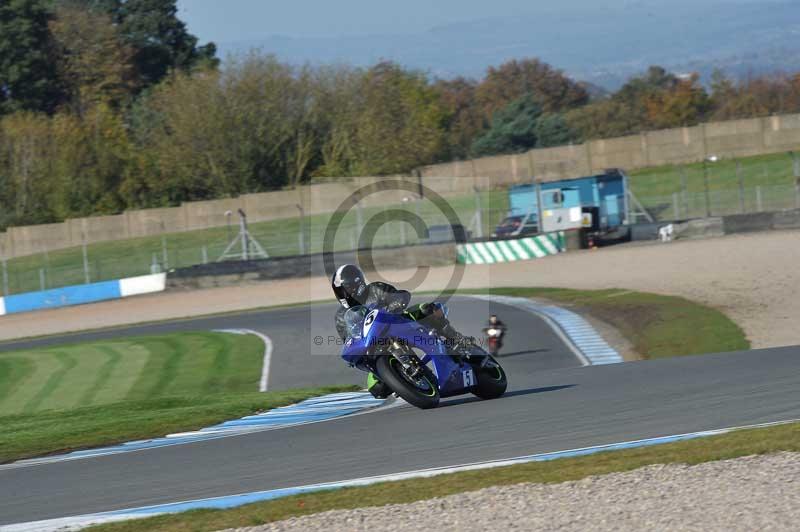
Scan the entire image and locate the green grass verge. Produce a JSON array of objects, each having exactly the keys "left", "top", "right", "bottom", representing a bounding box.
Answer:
[
  {"left": 459, "top": 287, "right": 749, "bottom": 358},
  {"left": 628, "top": 151, "right": 800, "bottom": 219},
  {"left": 0, "top": 331, "right": 358, "bottom": 463},
  {"left": 0, "top": 332, "right": 266, "bottom": 416},
  {"left": 87, "top": 421, "right": 800, "bottom": 532},
  {"left": 0, "top": 386, "right": 356, "bottom": 464},
  {"left": 629, "top": 151, "right": 798, "bottom": 196}
]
